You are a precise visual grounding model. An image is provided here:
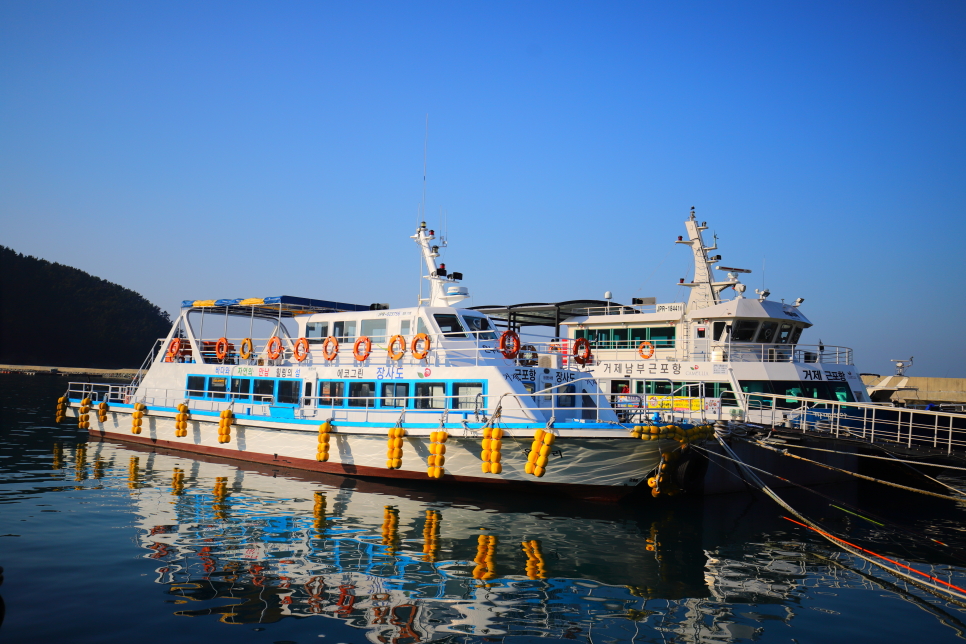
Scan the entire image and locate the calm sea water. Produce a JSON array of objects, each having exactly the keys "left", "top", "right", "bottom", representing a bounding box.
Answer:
[{"left": 3, "top": 373, "right": 966, "bottom": 643}]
